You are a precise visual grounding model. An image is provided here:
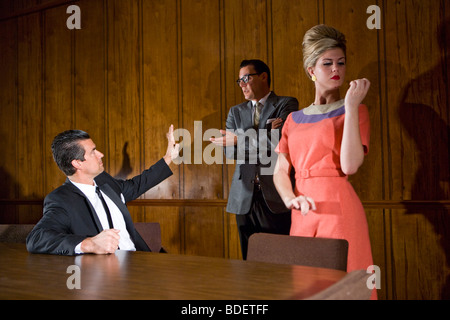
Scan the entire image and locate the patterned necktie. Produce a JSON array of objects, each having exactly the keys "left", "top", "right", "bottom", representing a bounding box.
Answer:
[
  {"left": 96, "top": 186, "right": 114, "bottom": 229},
  {"left": 254, "top": 102, "right": 262, "bottom": 129}
]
